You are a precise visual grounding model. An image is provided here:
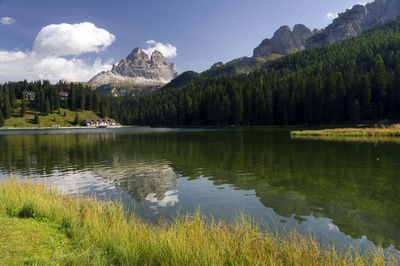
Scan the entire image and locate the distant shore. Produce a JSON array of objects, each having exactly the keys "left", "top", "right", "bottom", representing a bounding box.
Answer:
[{"left": 0, "top": 126, "right": 125, "bottom": 131}]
